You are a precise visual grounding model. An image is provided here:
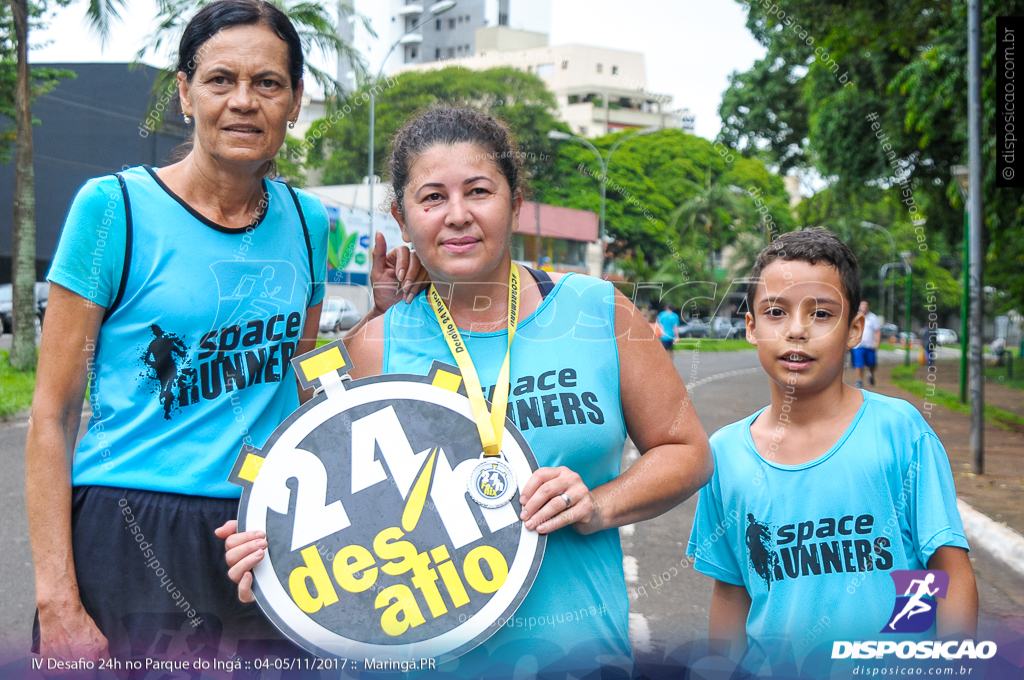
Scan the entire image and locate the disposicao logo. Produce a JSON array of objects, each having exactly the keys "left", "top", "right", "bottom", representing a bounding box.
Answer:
[
  {"left": 882, "top": 569, "right": 948, "bottom": 633},
  {"left": 830, "top": 570, "right": 997, "bottom": 660}
]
